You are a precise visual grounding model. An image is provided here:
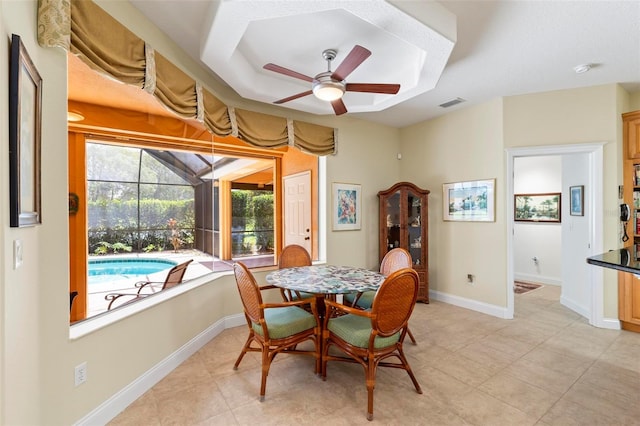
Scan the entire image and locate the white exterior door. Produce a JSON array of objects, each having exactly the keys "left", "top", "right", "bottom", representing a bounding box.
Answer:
[{"left": 283, "top": 171, "right": 311, "bottom": 253}]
